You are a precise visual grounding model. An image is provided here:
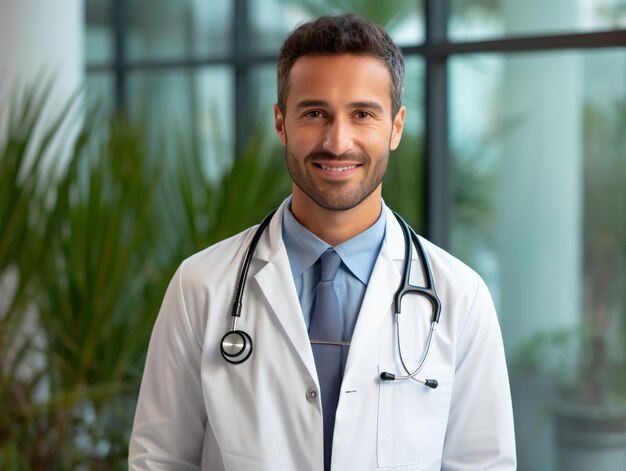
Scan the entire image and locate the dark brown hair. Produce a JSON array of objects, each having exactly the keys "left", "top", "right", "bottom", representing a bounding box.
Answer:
[{"left": 277, "top": 14, "right": 405, "bottom": 118}]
